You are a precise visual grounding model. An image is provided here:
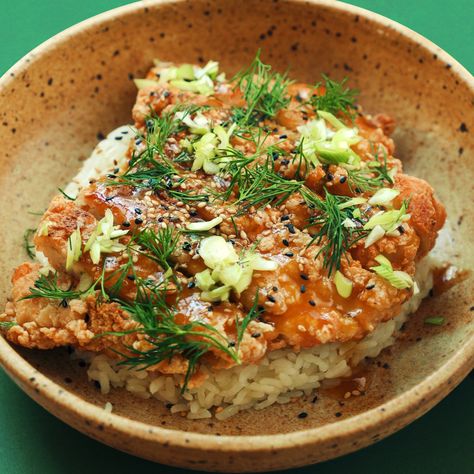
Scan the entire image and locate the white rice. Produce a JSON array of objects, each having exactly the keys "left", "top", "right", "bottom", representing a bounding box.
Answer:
[
  {"left": 86, "top": 256, "right": 437, "bottom": 420},
  {"left": 71, "top": 126, "right": 440, "bottom": 420}
]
